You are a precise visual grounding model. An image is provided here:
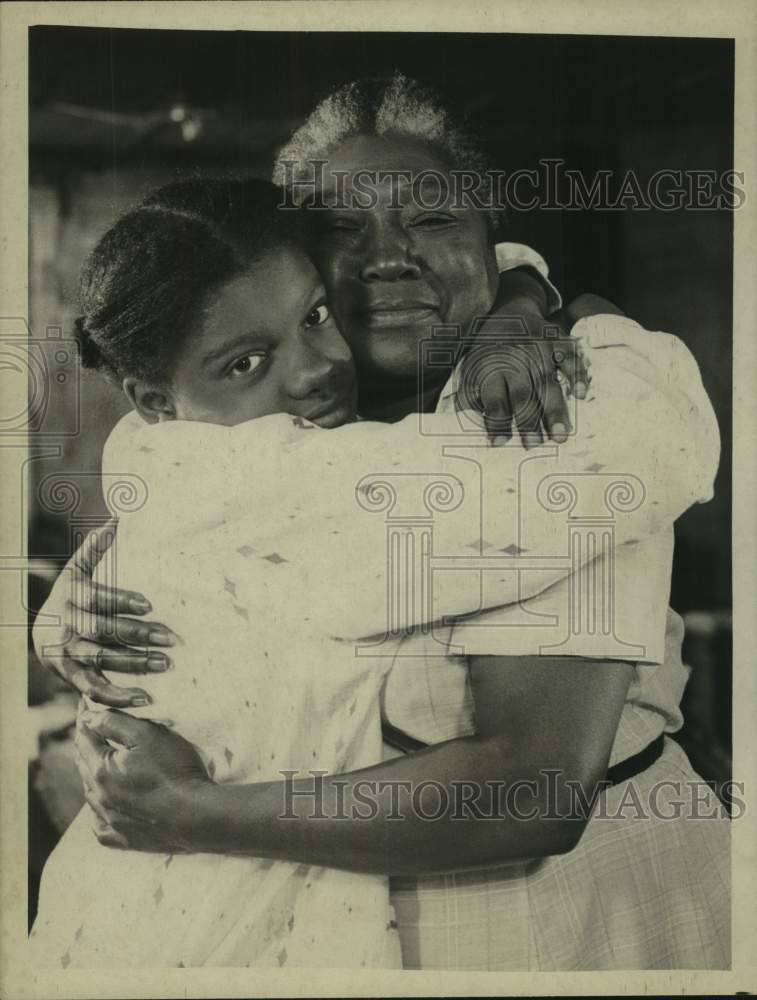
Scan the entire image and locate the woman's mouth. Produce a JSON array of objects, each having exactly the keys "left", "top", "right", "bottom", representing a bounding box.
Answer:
[{"left": 361, "top": 302, "right": 439, "bottom": 329}]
